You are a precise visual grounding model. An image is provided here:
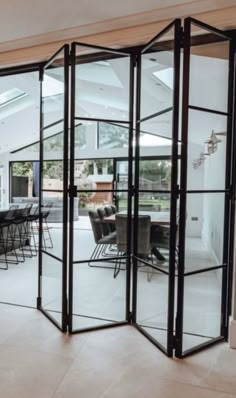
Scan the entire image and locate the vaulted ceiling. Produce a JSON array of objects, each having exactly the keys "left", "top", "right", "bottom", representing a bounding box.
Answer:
[{"left": 0, "top": 47, "right": 228, "bottom": 154}]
